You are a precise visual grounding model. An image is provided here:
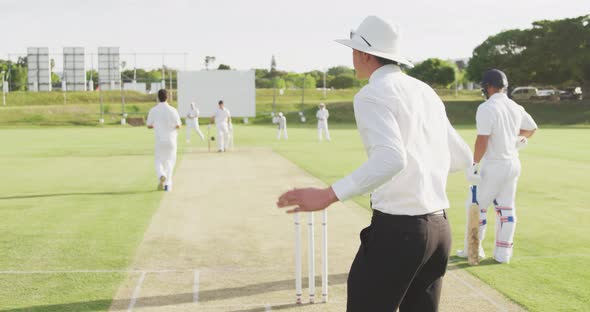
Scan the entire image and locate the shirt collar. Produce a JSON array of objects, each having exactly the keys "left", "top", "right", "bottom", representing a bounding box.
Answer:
[
  {"left": 489, "top": 92, "right": 508, "bottom": 101},
  {"left": 369, "top": 64, "right": 402, "bottom": 84}
]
